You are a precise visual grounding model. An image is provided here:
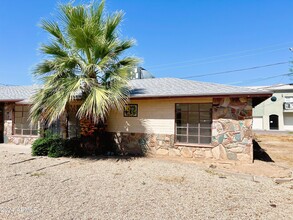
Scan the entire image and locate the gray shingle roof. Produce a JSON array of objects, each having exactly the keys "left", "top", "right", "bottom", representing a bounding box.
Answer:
[
  {"left": 0, "top": 85, "right": 40, "bottom": 101},
  {"left": 129, "top": 78, "right": 272, "bottom": 98},
  {"left": 0, "top": 78, "right": 271, "bottom": 103}
]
